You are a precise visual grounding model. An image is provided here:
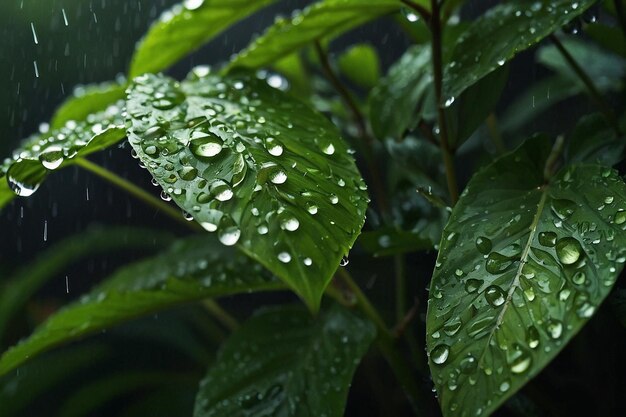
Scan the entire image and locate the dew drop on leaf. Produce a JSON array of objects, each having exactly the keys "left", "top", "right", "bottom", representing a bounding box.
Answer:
[{"left": 430, "top": 344, "right": 450, "bottom": 365}]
